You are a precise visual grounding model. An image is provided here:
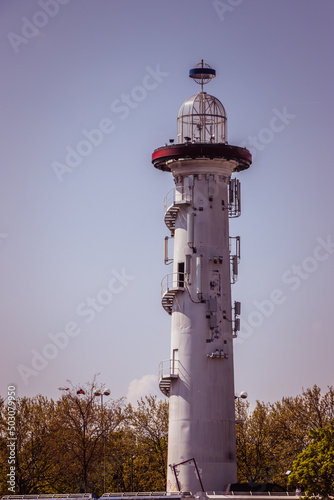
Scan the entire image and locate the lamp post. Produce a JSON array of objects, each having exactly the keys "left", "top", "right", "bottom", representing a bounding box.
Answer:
[
  {"left": 285, "top": 470, "right": 292, "bottom": 492},
  {"left": 235, "top": 391, "right": 248, "bottom": 424},
  {"left": 131, "top": 455, "right": 137, "bottom": 492},
  {"left": 58, "top": 386, "right": 87, "bottom": 491},
  {"left": 94, "top": 388, "right": 111, "bottom": 493}
]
